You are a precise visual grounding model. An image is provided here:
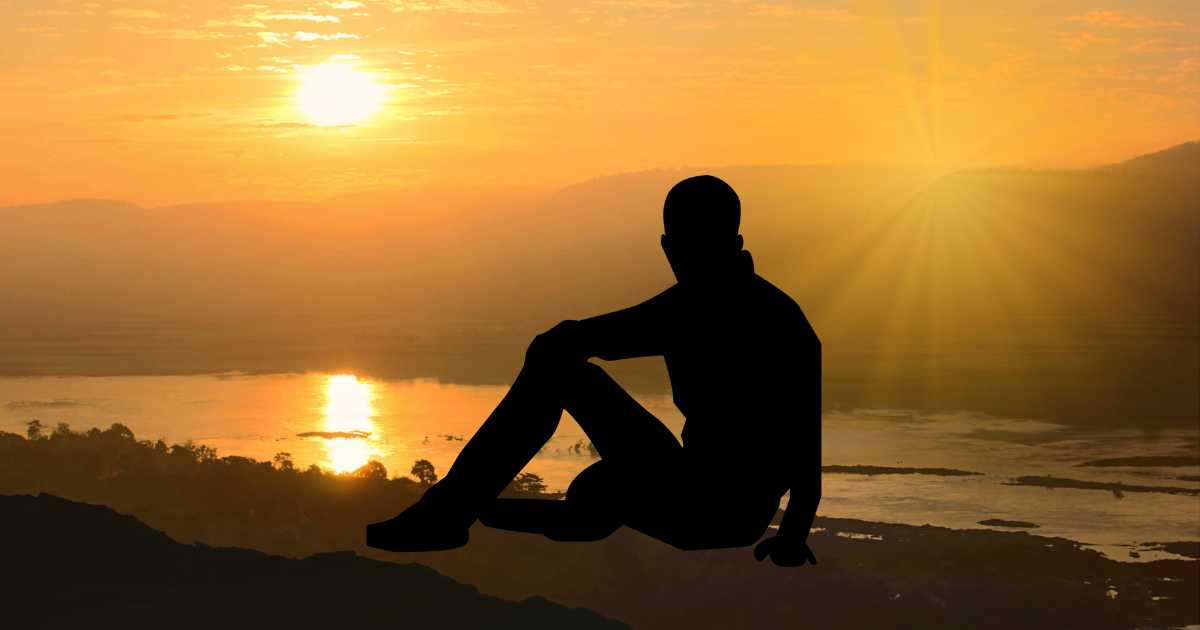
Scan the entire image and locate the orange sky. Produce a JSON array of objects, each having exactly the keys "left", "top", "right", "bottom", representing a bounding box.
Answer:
[{"left": 1, "top": 0, "right": 1198, "bottom": 206}]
